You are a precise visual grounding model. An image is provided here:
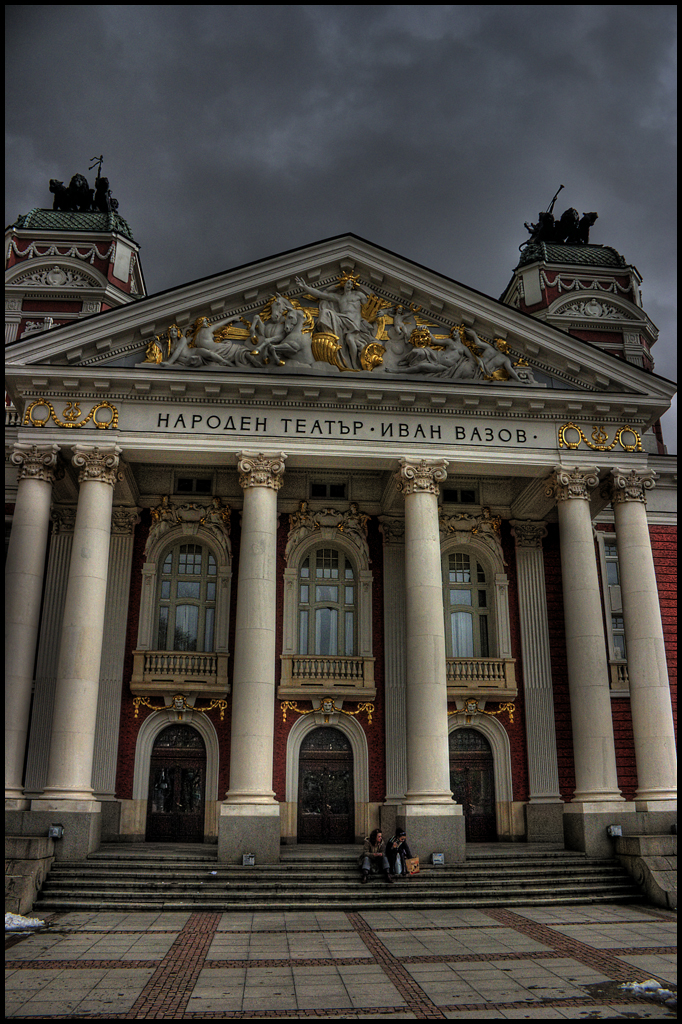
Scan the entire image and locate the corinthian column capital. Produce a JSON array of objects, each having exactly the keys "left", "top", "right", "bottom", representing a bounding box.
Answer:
[
  {"left": 237, "top": 451, "right": 287, "bottom": 490},
  {"left": 605, "top": 467, "right": 657, "bottom": 505},
  {"left": 396, "top": 457, "right": 448, "bottom": 497},
  {"left": 510, "top": 520, "right": 548, "bottom": 547},
  {"left": 72, "top": 444, "right": 122, "bottom": 487},
  {"left": 11, "top": 442, "right": 61, "bottom": 483},
  {"left": 546, "top": 465, "right": 600, "bottom": 503}
]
